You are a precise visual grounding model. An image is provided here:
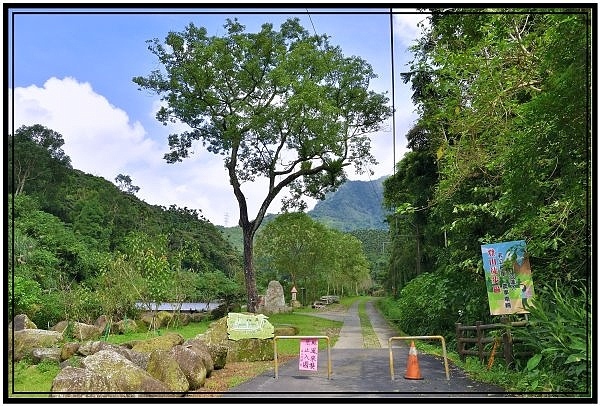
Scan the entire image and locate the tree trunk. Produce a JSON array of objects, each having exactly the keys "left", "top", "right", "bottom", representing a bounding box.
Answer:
[{"left": 242, "top": 224, "right": 259, "bottom": 313}]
